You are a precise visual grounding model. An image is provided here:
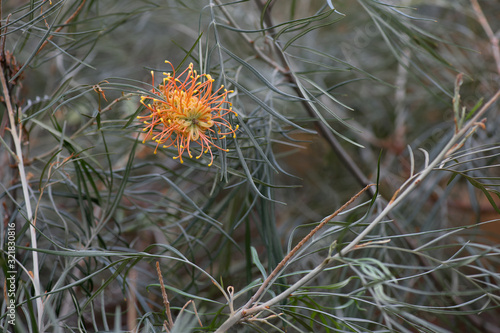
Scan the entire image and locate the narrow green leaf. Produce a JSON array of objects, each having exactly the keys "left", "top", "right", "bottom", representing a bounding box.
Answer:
[
  {"left": 227, "top": 78, "right": 313, "bottom": 133},
  {"left": 221, "top": 46, "right": 307, "bottom": 102},
  {"left": 251, "top": 246, "right": 268, "bottom": 280}
]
